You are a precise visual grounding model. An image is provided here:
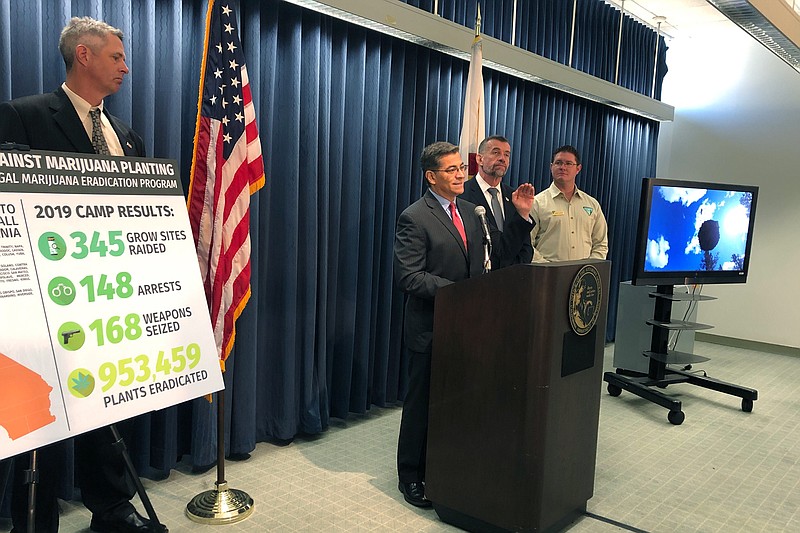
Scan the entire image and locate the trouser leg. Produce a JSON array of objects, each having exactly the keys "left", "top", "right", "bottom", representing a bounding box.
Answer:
[{"left": 397, "top": 349, "right": 431, "bottom": 483}]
